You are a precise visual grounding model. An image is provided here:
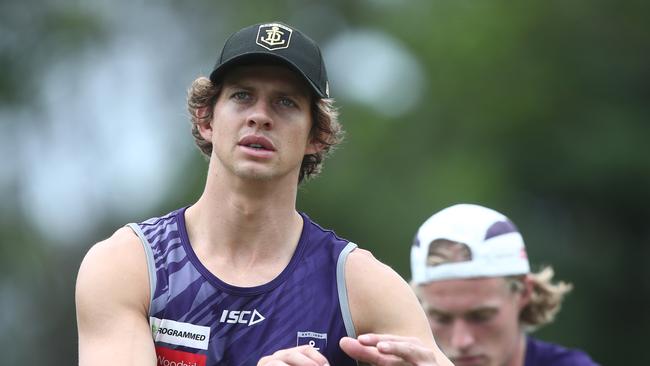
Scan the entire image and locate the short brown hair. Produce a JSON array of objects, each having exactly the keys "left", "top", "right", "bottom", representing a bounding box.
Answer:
[{"left": 186, "top": 76, "right": 343, "bottom": 183}]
